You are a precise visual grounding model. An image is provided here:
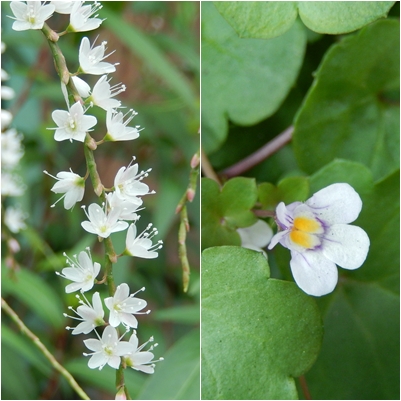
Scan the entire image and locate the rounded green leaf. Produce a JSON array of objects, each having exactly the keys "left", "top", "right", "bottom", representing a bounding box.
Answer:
[
  {"left": 293, "top": 19, "right": 400, "bottom": 180},
  {"left": 201, "top": 177, "right": 258, "bottom": 250},
  {"left": 215, "top": 1, "right": 395, "bottom": 39},
  {"left": 202, "top": 246, "right": 323, "bottom": 399},
  {"left": 202, "top": 1, "right": 306, "bottom": 153}
]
